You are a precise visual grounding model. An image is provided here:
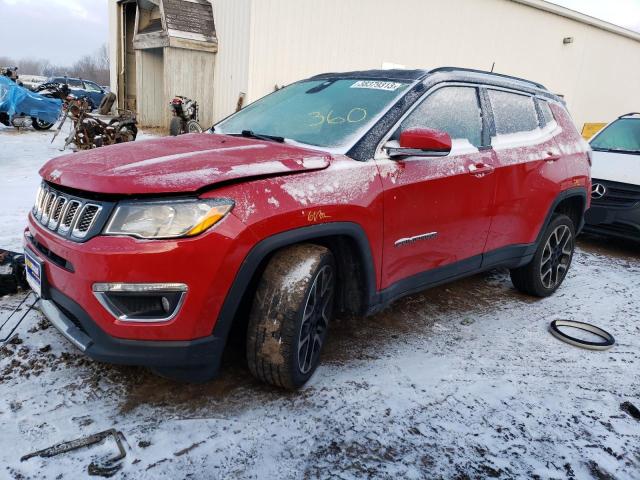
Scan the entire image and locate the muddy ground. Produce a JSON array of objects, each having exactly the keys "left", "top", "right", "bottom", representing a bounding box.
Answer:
[{"left": 0, "top": 234, "right": 639, "bottom": 479}]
